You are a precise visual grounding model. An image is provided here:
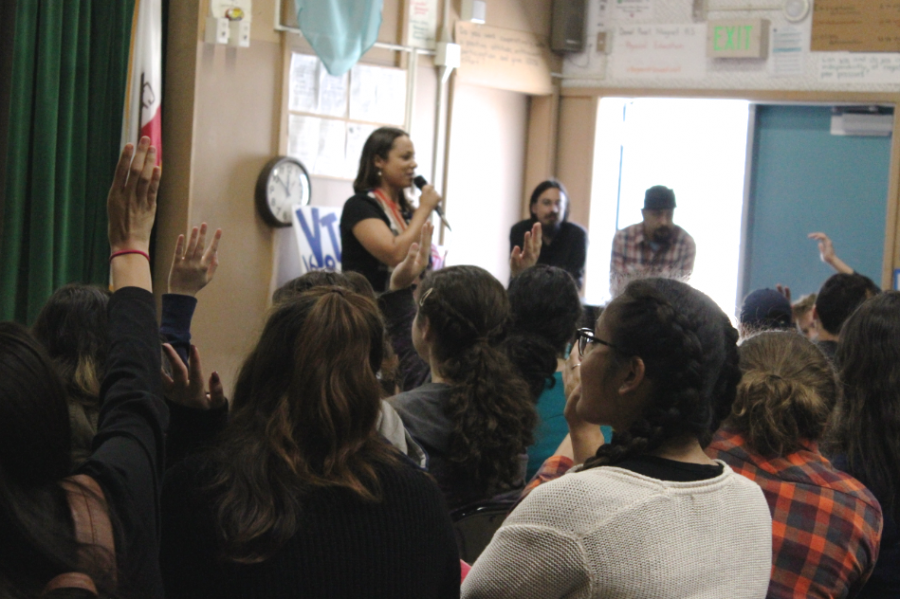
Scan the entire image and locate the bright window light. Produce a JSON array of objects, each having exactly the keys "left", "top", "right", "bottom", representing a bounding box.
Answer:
[{"left": 587, "top": 97, "right": 750, "bottom": 319}]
